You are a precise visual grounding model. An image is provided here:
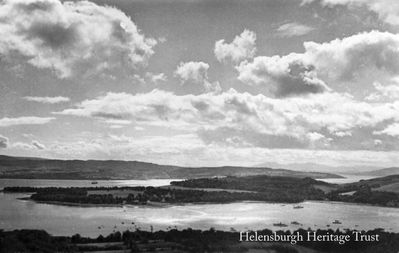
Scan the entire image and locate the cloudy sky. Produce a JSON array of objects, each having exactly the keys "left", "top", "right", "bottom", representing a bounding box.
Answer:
[{"left": 1, "top": 0, "right": 399, "bottom": 169}]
